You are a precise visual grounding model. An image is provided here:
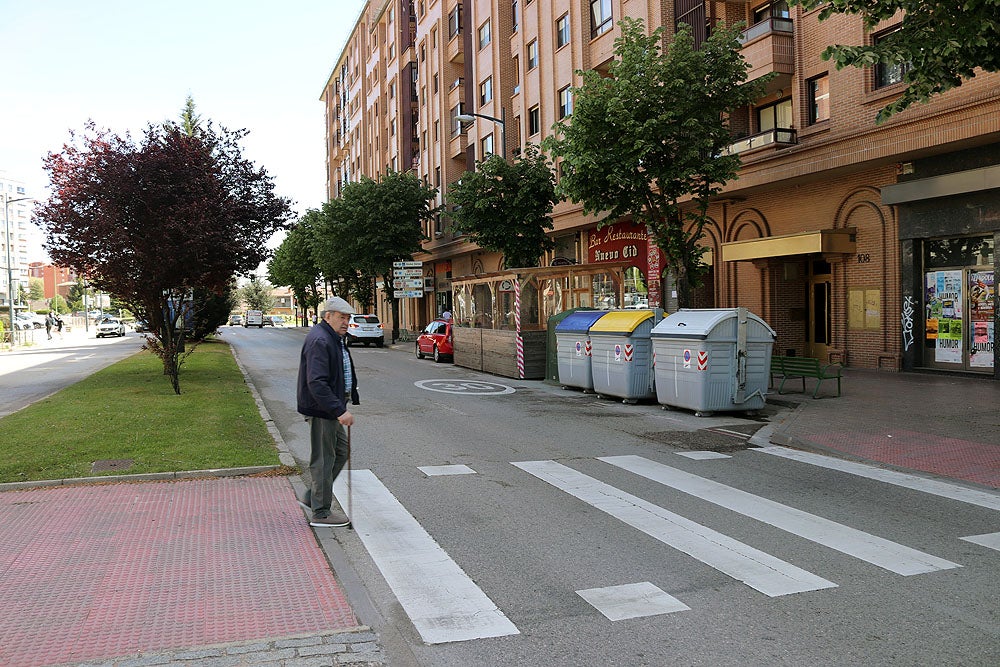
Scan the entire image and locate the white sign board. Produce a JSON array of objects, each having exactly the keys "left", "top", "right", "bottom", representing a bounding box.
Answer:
[{"left": 392, "top": 261, "right": 423, "bottom": 268}]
